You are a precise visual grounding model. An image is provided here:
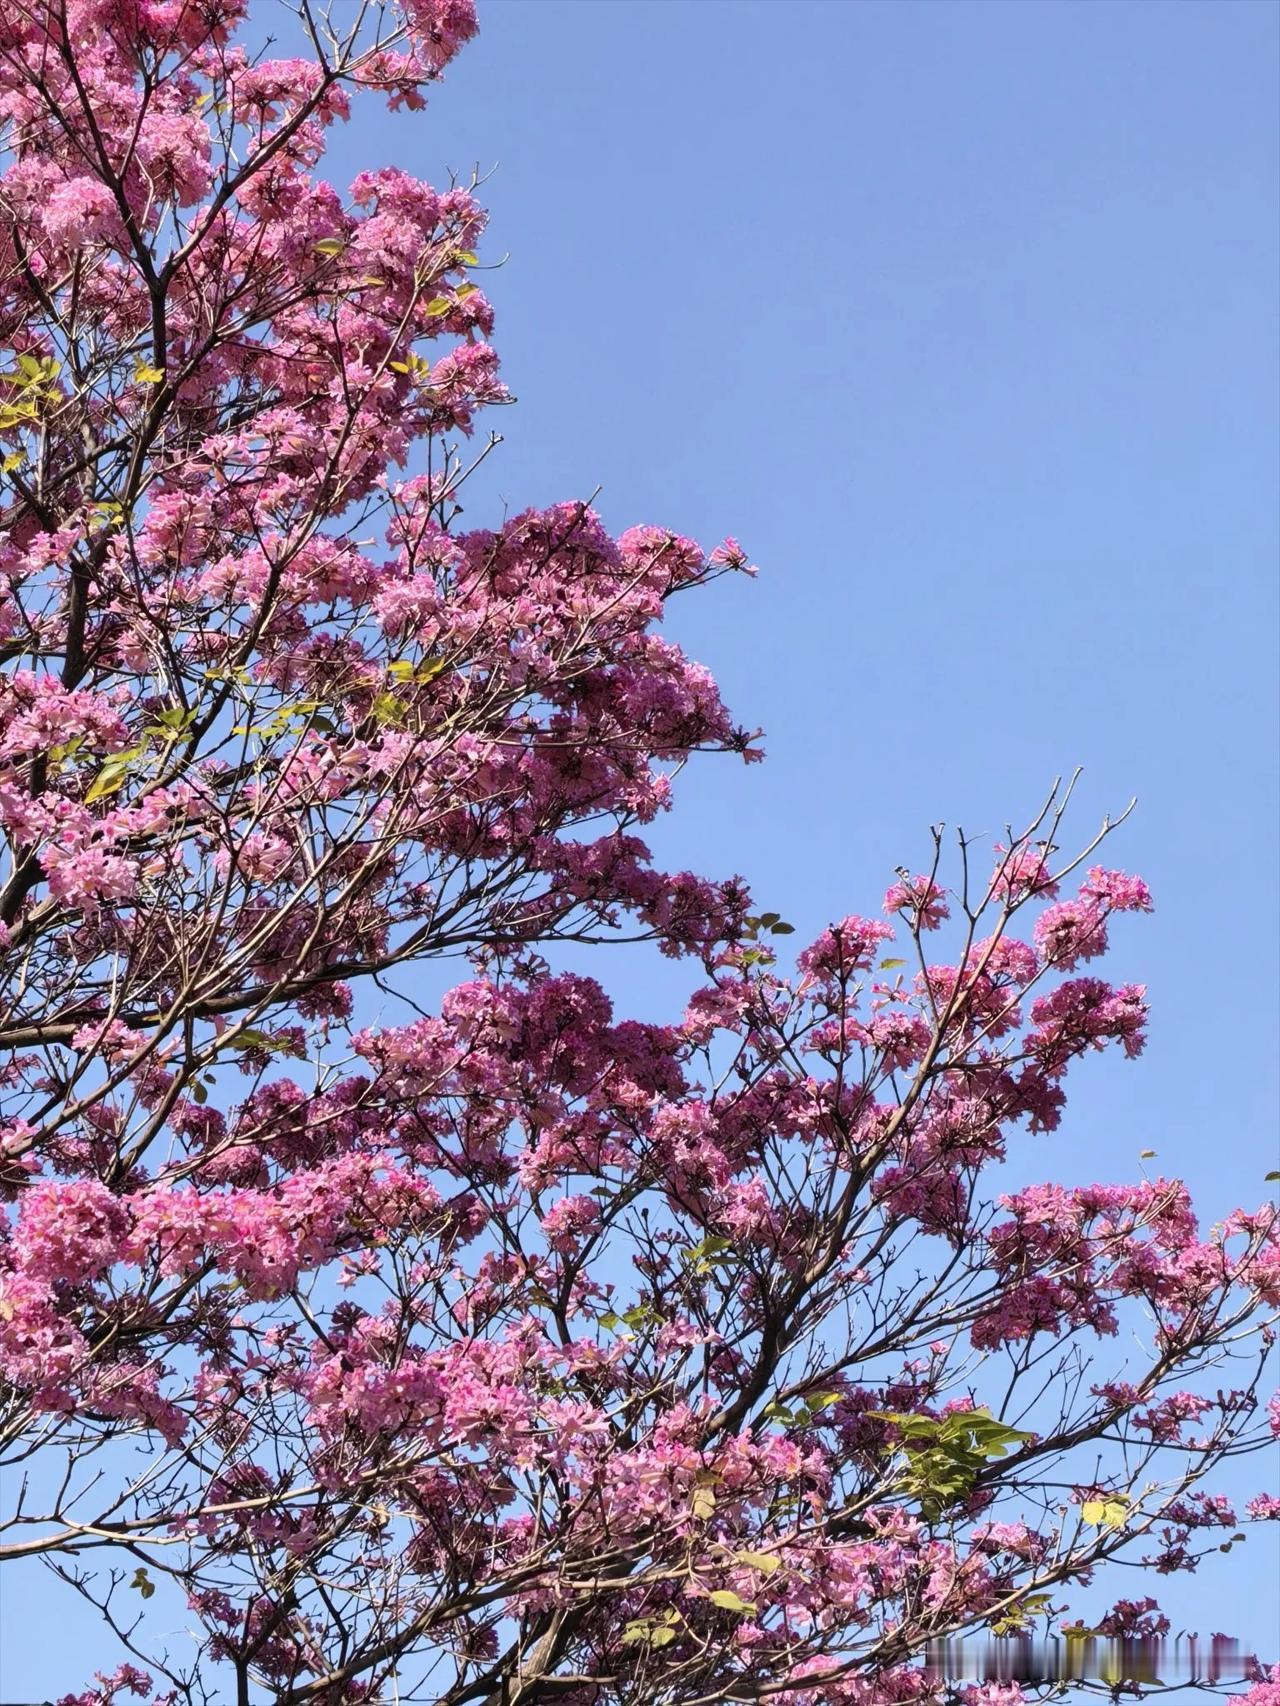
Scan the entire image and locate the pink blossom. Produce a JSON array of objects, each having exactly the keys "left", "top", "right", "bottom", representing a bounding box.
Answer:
[
  {"left": 539, "top": 1194, "right": 602, "bottom": 1252},
  {"left": 884, "top": 874, "right": 950, "bottom": 930},
  {"left": 798, "top": 915, "right": 896, "bottom": 979},
  {"left": 42, "top": 176, "right": 118, "bottom": 247}
]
